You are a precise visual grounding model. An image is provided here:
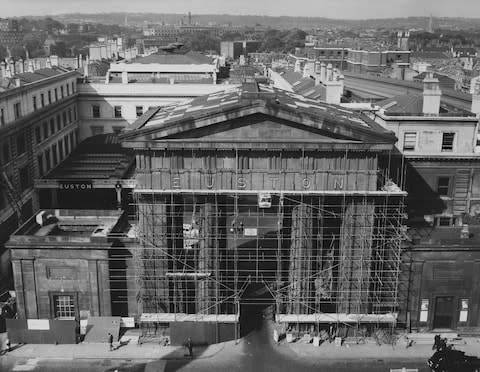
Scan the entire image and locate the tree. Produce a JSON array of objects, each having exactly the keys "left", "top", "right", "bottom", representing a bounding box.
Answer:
[{"left": 184, "top": 32, "right": 220, "bottom": 53}]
